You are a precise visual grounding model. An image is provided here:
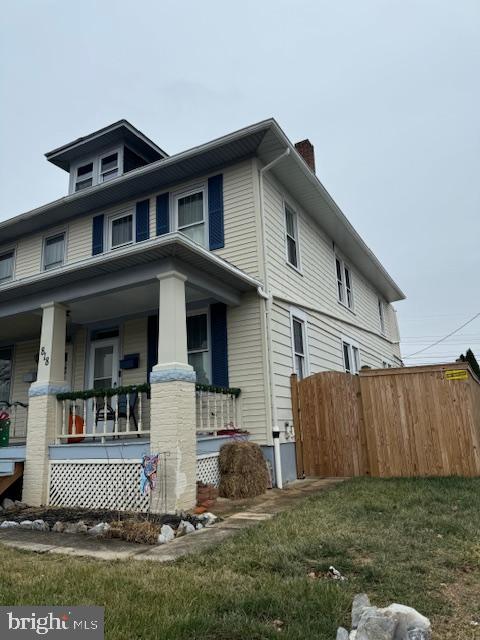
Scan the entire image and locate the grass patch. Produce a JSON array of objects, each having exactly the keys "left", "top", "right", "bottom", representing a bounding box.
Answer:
[{"left": 0, "top": 477, "right": 479, "bottom": 639}]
